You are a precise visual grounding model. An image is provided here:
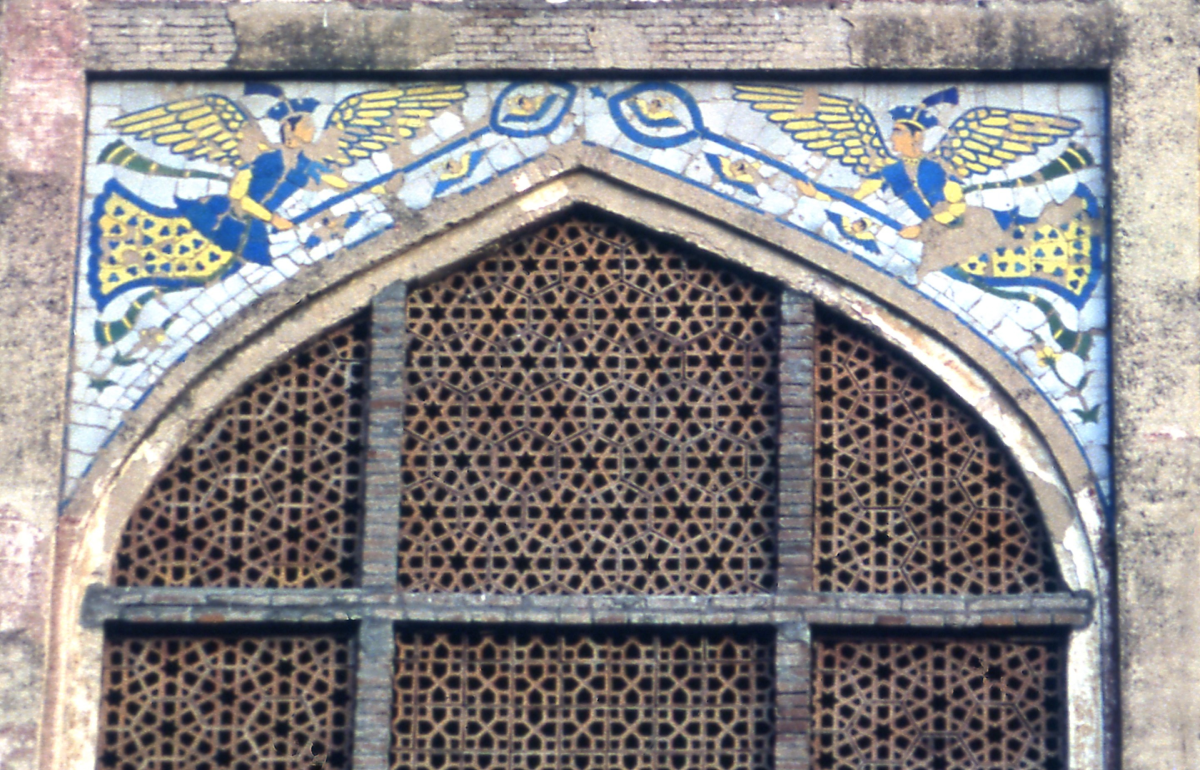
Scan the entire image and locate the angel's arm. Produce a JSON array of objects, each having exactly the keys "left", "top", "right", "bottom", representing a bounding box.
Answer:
[
  {"left": 796, "top": 175, "right": 885, "bottom": 204},
  {"left": 227, "top": 168, "right": 293, "bottom": 230},
  {"left": 305, "top": 159, "right": 352, "bottom": 191},
  {"left": 851, "top": 179, "right": 885, "bottom": 201},
  {"left": 319, "top": 173, "right": 349, "bottom": 190},
  {"left": 295, "top": 153, "right": 351, "bottom": 190}
]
